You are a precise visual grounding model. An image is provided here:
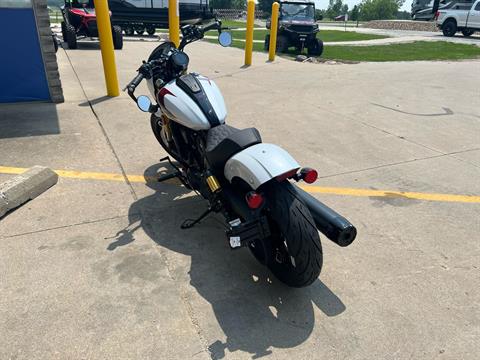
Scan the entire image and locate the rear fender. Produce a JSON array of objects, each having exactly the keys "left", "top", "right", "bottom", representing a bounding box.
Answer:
[{"left": 224, "top": 143, "right": 300, "bottom": 190}]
